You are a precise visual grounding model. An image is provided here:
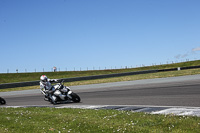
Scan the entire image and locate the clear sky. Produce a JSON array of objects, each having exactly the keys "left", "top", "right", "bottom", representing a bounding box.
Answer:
[{"left": 1, "top": 0, "right": 200, "bottom": 73}]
